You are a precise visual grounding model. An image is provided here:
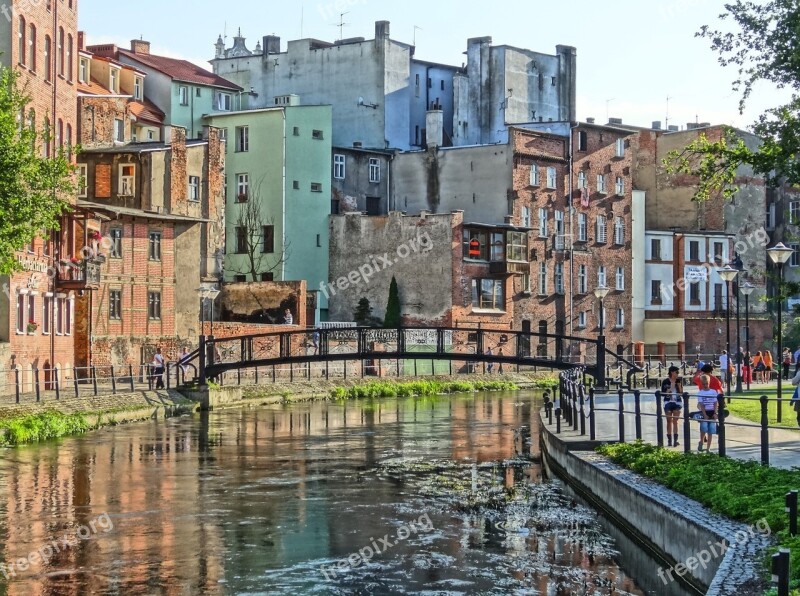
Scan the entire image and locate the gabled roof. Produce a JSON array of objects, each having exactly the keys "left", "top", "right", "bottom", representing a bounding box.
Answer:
[{"left": 118, "top": 48, "right": 242, "bottom": 91}]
